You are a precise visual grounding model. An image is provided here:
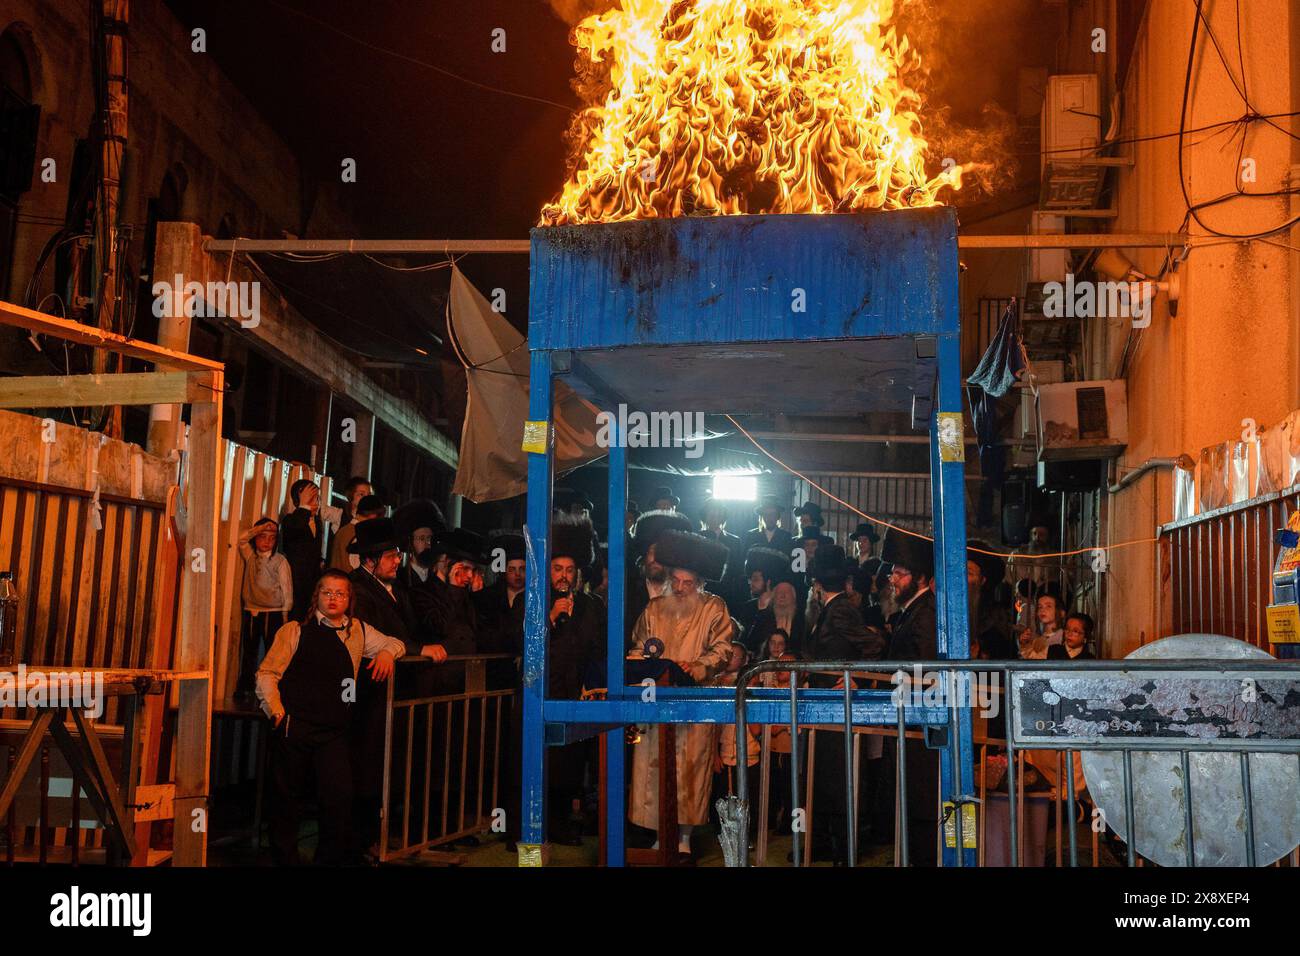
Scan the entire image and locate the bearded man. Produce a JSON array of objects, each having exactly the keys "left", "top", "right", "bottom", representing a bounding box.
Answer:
[
  {"left": 628, "top": 529, "right": 732, "bottom": 860},
  {"left": 626, "top": 510, "right": 694, "bottom": 643},
  {"left": 879, "top": 531, "right": 941, "bottom": 866}
]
